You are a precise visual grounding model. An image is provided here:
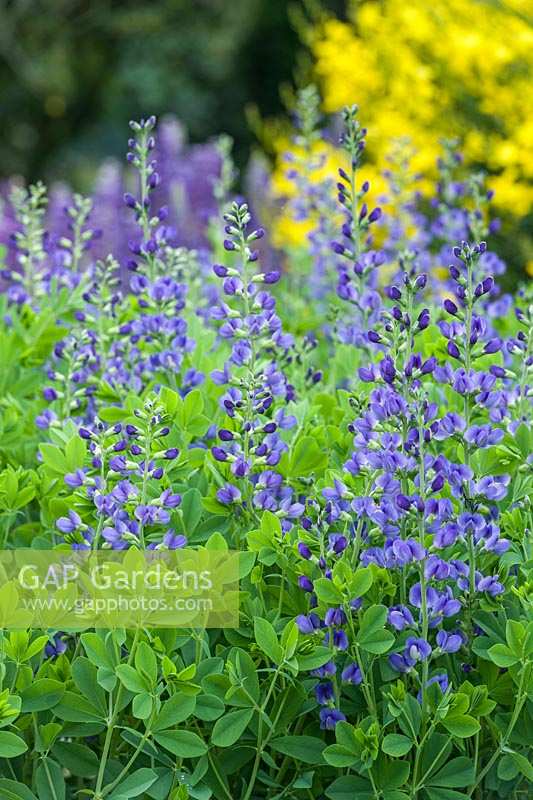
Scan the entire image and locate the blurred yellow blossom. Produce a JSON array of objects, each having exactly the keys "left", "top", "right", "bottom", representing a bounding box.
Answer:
[
  {"left": 272, "top": 0, "right": 533, "bottom": 272},
  {"left": 312, "top": 0, "right": 533, "bottom": 214}
]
